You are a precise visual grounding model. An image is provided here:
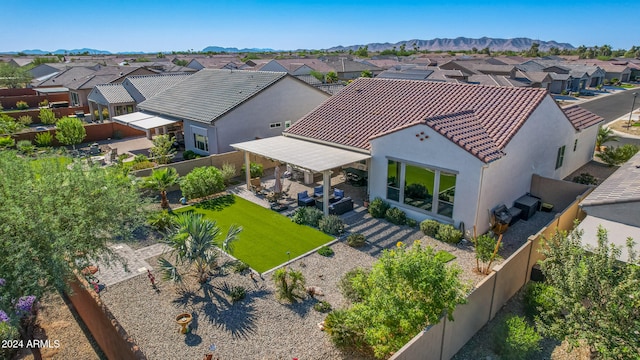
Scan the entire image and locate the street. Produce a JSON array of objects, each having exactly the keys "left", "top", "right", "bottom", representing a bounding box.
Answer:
[{"left": 577, "top": 89, "right": 640, "bottom": 146}]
